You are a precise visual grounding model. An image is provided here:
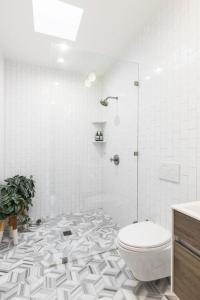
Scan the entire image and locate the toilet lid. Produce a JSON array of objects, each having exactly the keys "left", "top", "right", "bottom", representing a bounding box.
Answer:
[{"left": 118, "top": 221, "right": 171, "bottom": 249}]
